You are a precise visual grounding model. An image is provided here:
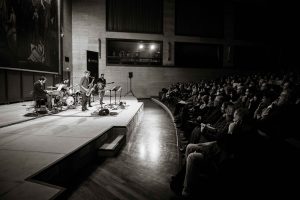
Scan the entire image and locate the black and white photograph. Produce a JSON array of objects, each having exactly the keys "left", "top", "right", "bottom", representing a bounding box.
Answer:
[{"left": 0, "top": 0, "right": 299, "bottom": 199}]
